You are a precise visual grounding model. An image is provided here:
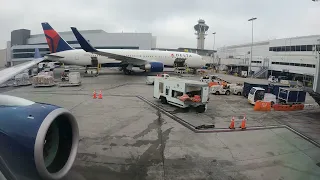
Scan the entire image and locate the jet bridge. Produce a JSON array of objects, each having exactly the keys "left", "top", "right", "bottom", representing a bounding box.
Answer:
[{"left": 307, "top": 48, "right": 320, "bottom": 105}]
